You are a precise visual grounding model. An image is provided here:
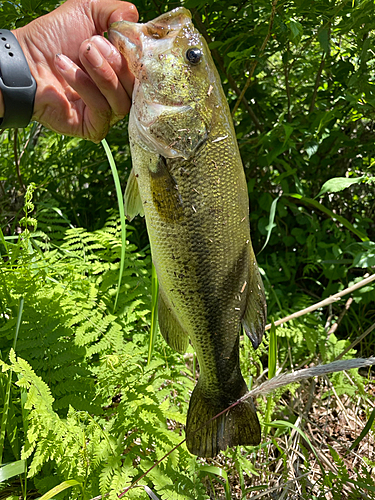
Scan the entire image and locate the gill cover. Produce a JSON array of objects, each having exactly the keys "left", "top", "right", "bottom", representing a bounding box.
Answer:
[{"left": 109, "top": 8, "right": 210, "bottom": 160}]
